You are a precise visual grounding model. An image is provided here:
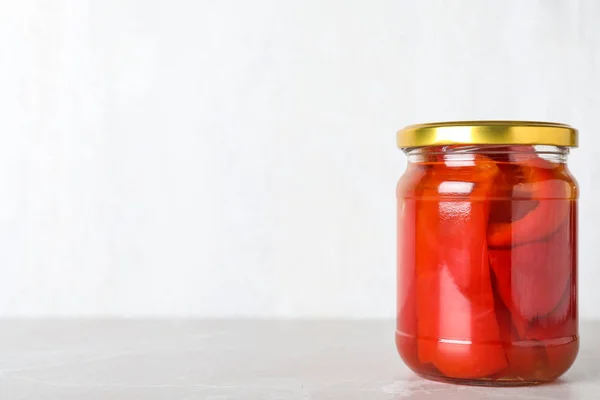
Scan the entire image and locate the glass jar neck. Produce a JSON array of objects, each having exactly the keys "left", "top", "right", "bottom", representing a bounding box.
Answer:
[{"left": 403, "top": 145, "right": 569, "bottom": 164}]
